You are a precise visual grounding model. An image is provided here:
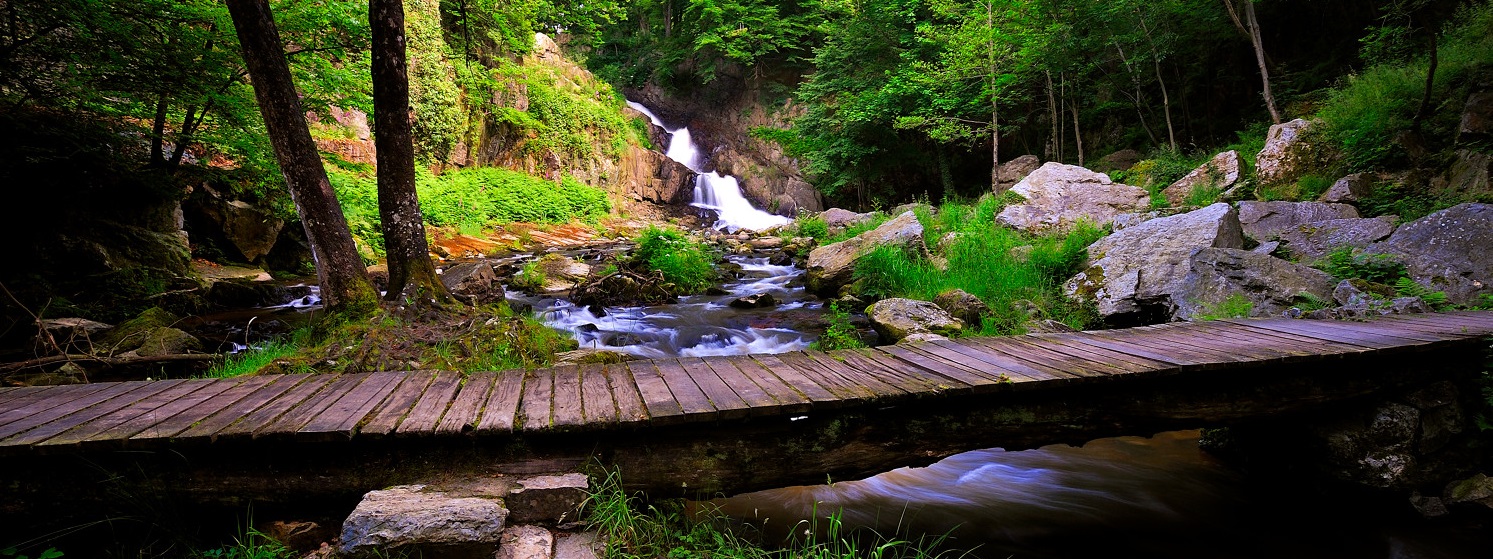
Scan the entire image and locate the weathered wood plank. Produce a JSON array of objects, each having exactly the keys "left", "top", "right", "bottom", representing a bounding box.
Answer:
[
  {"left": 775, "top": 351, "right": 878, "bottom": 401},
  {"left": 1221, "top": 319, "right": 1413, "bottom": 349},
  {"left": 127, "top": 376, "right": 276, "bottom": 442},
  {"left": 394, "top": 372, "right": 462, "bottom": 435},
  {"left": 79, "top": 378, "right": 236, "bottom": 443},
  {"left": 604, "top": 363, "right": 649, "bottom": 424},
  {"left": 1026, "top": 334, "right": 1173, "bottom": 375},
  {"left": 35, "top": 379, "right": 215, "bottom": 447},
  {"left": 257, "top": 374, "right": 371, "bottom": 437},
  {"left": 653, "top": 359, "right": 716, "bottom": 419},
  {"left": 0, "top": 386, "right": 44, "bottom": 407},
  {"left": 0, "top": 383, "right": 117, "bottom": 432},
  {"left": 1137, "top": 324, "right": 1296, "bottom": 364},
  {"left": 175, "top": 375, "right": 314, "bottom": 440},
  {"left": 1125, "top": 326, "right": 1259, "bottom": 363},
  {"left": 0, "top": 381, "right": 153, "bottom": 442},
  {"left": 800, "top": 351, "right": 906, "bottom": 397},
  {"left": 914, "top": 340, "right": 1044, "bottom": 384},
  {"left": 1185, "top": 321, "right": 1371, "bottom": 357},
  {"left": 436, "top": 372, "right": 497, "bottom": 435},
  {"left": 1180, "top": 322, "right": 1330, "bottom": 362},
  {"left": 941, "top": 339, "right": 1076, "bottom": 382},
  {"left": 1083, "top": 329, "right": 1235, "bottom": 366},
  {"left": 624, "top": 360, "right": 684, "bottom": 423},
  {"left": 474, "top": 370, "right": 526, "bottom": 433},
  {"left": 897, "top": 341, "right": 1022, "bottom": 388},
  {"left": 1287, "top": 318, "right": 1460, "bottom": 343},
  {"left": 297, "top": 371, "right": 407, "bottom": 439},
  {"left": 519, "top": 368, "right": 554, "bottom": 431},
  {"left": 360, "top": 372, "right": 436, "bottom": 436},
  {"left": 1377, "top": 314, "right": 1493, "bottom": 335},
  {"left": 747, "top": 354, "right": 838, "bottom": 405},
  {"left": 1058, "top": 332, "right": 1198, "bottom": 368},
  {"left": 5, "top": 380, "right": 189, "bottom": 446},
  {"left": 834, "top": 349, "right": 965, "bottom": 394},
  {"left": 678, "top": 357, "right": 751, "bottom": 419},
  {"left": 579, "top": 364, "right": 617, "bottom": 424},
  {"left": 551, "top": 366, "right": 586, "bottom": 428},
  {"left": 973, "top": 337, "right": 1127, "bottom": 378},
  {"left": 787, "top": 351, "right": 895, "bottom": 398},
  {"left": 214, "top": 375, "right": 338, "bottom": 439},
  {"left": 721, "top": 355, "right": 814, "bottom": 412},
  {"left": 698, "top": 358, "right": 777, "bottom": 414}
]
